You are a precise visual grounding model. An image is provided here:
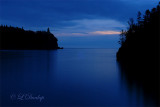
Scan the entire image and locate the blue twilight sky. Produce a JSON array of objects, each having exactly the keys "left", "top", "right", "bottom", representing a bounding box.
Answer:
[{"left": 0, "top": 0, "right": 159, "bottom": 48}]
